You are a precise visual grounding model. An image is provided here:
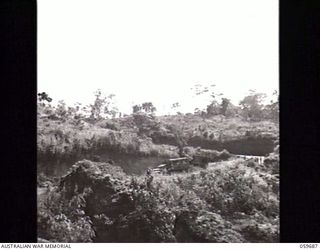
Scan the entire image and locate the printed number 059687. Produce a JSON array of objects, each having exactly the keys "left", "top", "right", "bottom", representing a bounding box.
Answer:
[{"left": 300, "top": 244, "right": 318, "bottom": 248}]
